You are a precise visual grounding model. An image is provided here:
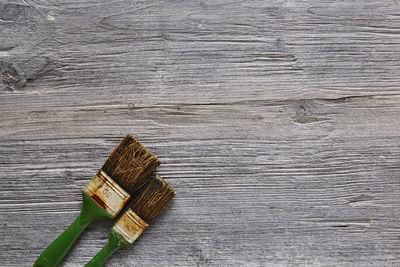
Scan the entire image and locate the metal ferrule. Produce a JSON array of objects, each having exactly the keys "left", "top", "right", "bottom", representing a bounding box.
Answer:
[
  {"left": 83, "top": 169, "right": 131, "bottom": 218},
  {"left": 113, "top": 209, "right": 148, "bottom": 244}
]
